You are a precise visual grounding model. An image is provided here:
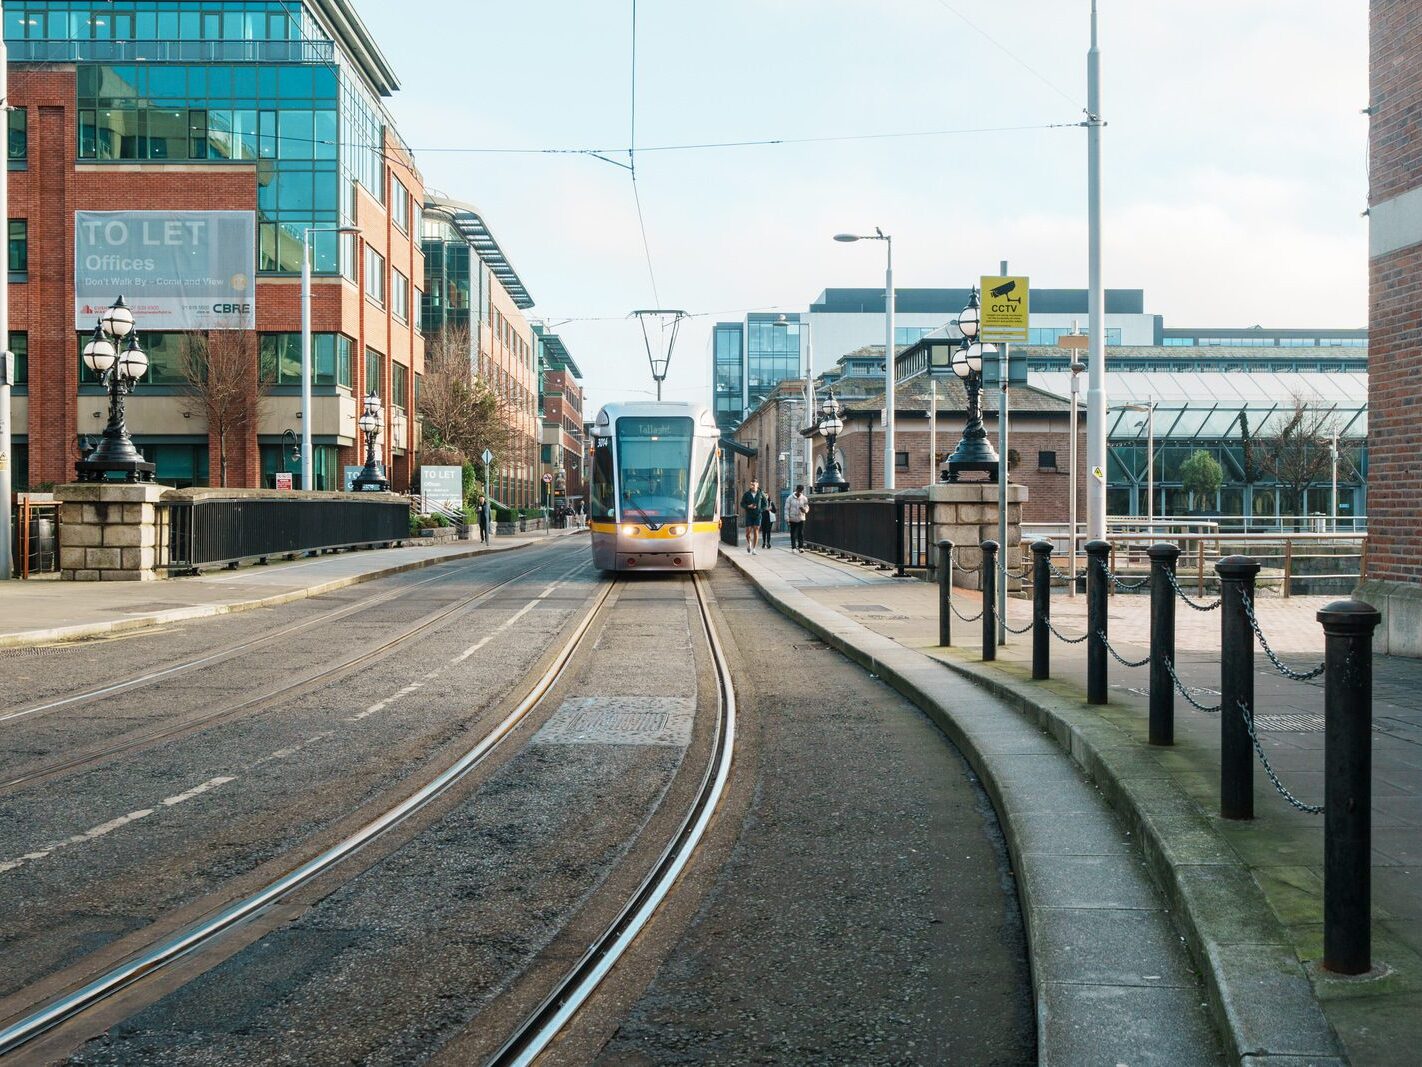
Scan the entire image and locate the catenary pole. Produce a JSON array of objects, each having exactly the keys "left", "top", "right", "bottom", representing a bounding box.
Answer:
[
  {"left": 929, "top": 378, "right": 937, "bottom": 487},
  {"left": 884, "top": 235, "right": 895, "bottom": 490},
  {"left": 1085, "top": 0, "right": 1107, "bottom": 540},
  {"left": 0, "top": 7, "right": 11, "bottom": 581},
  {"left": 300, "top": 230, "right": 314, "bottom": 491},
  {"left": 804, "top": 319, "right": 815, "bottom": 488}
]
